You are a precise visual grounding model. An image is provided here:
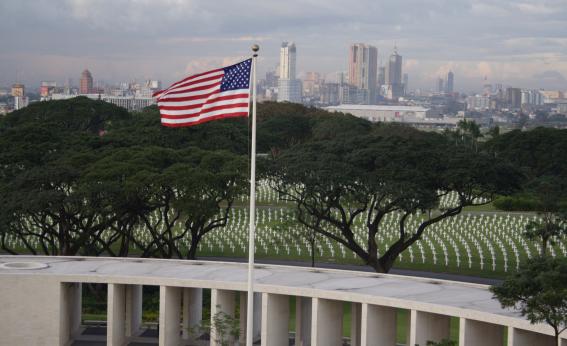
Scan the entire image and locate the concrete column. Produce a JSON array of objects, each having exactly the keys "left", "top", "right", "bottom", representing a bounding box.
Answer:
[
  {"left": 351, "top": 303, "right": 361, "bottom": 346},
  {"left": 311, "top": 298, "right": 343, "bottom": 346},
  {"left": 239, "top": 292, "right": 247, "bottom": 346},
  {"left": 238, "top": 292, "right": 262, "bottom": 345},
  {"left": 254, "top": 293, "right": 262, "bottom": 341},
  {"left": 508, "top": 327, "right": 555, "bottom": 346},
  {"left": 68, "top": 283, "right": 82, "bottom": 338},
  {"left": 261, "top": 293, "right": 289, "bottom": 346},
  {"left": 409, "top": 310, "right": 450, "bottom": 346},
  {"left": 107, "top": 284, "right": 126, "bottom": 346},
  {"left": 360, "top": 304, "right": 396, "bottom": 346},
  {"left": 404, "top": 309, "right": 411, "bottom": 346},
  {"left": 0, "top": 277, "right": 63, "bottom": 345},
  {"left": 182, "top": 287, "right": 203, "bottom": 340},
  {"left": 459, "top": 318, "right": 503, "bottom": 346},
  {"left": 125, "top": 285, "right": 143, "bottom": 337},
  {"left": 295, "top": 296, "right": 312, "bottom": 346},
  {"left": 60, "top": 282, "right": 83, "bottom": 344},
  {"left": 159, "top": 286, "right": 182, "bottom": 346},
  {"left": 210, "top": 289, "right": 235, "bottom": 346}
]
